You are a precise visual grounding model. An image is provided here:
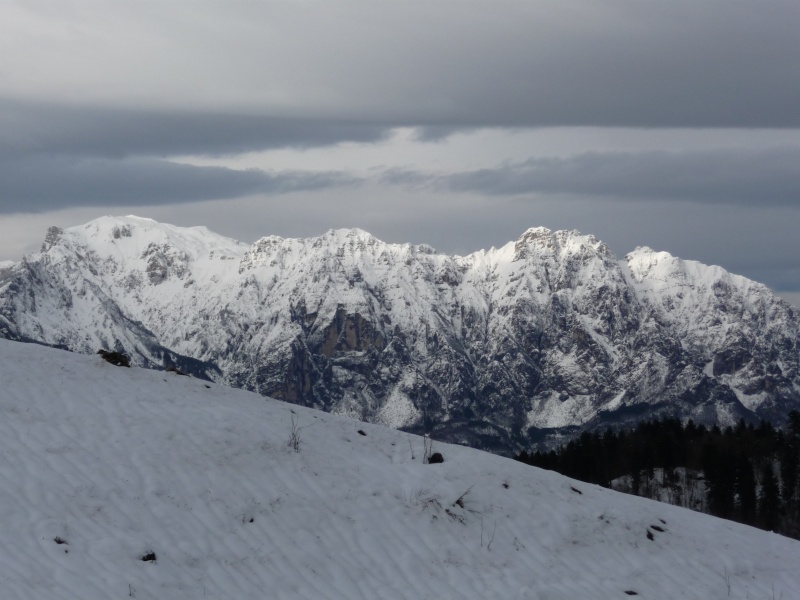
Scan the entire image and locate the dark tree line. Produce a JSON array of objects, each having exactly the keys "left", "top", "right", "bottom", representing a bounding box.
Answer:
[{"left": 516, "top": 412, "right": 800, "bottom": 539}]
